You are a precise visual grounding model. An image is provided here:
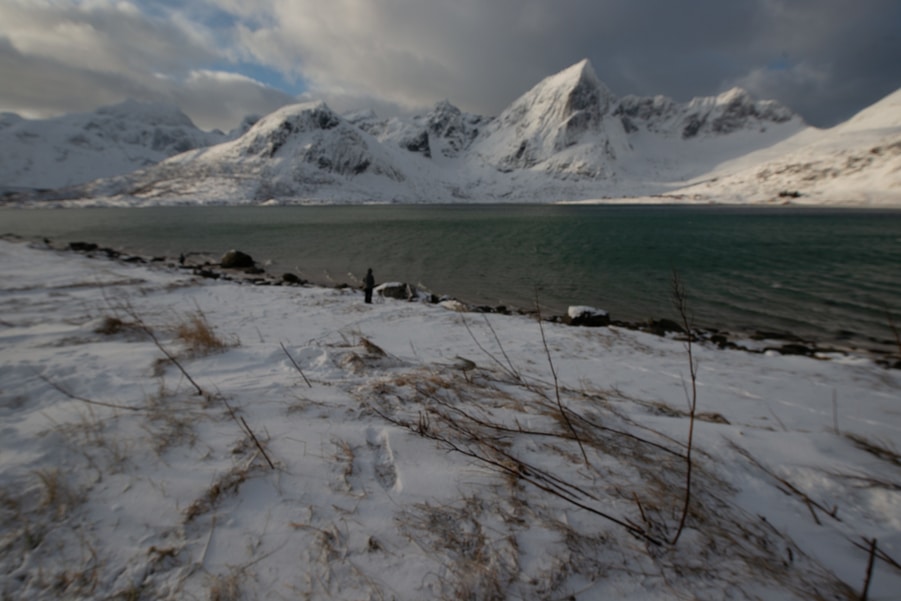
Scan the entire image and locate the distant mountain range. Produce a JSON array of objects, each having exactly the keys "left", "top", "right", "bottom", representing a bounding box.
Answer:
[{"left": 2, "top": 60, "right": 899, "bottom": 206}]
